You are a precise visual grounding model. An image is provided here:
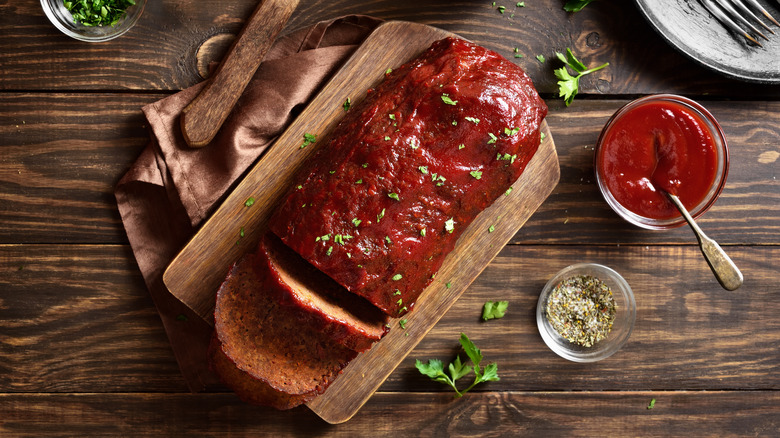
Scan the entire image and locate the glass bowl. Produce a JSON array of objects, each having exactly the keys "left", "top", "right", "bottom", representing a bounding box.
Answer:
[
  {"left": 536, "top": 263, "right": 635, "bottom": 363},
  {"left": 41, "top": 0, "right": 146, "bottom": 42},
  {"left": 594, "top": 94, "right": 729, "bottom": 230}
]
